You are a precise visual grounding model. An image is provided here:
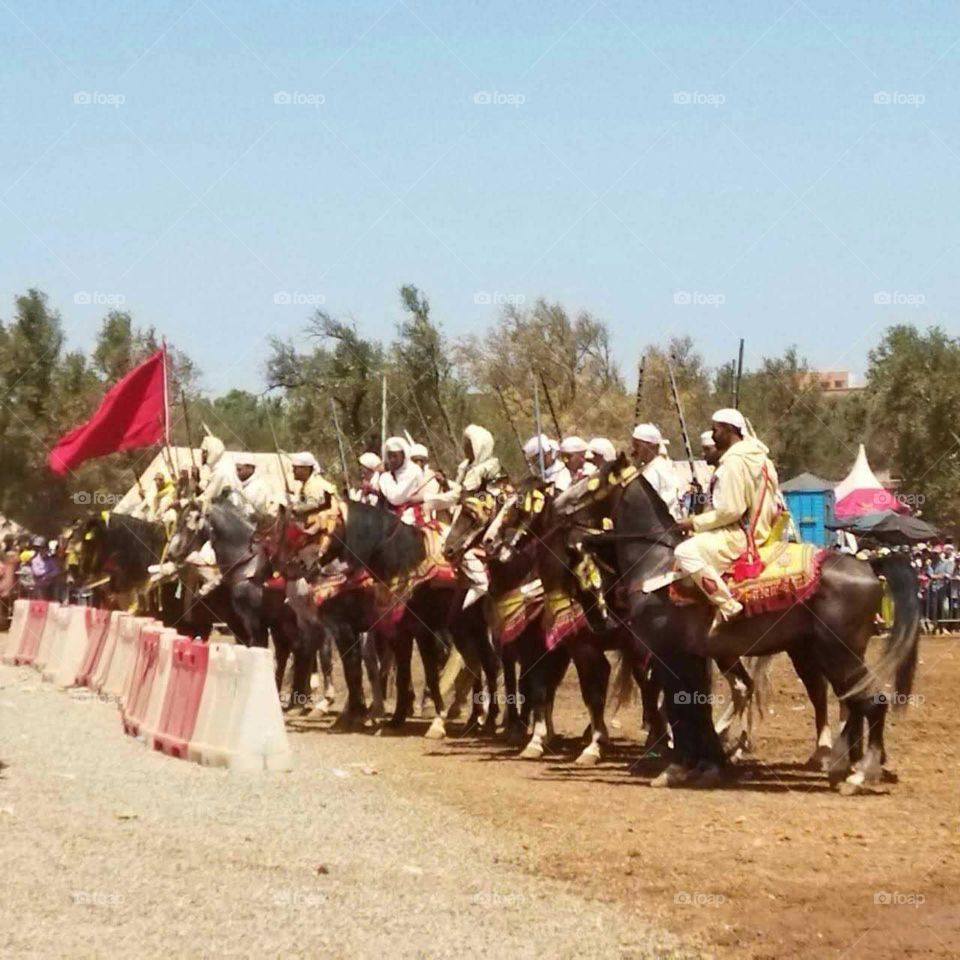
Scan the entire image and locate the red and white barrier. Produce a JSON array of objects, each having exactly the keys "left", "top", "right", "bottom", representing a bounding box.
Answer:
[
  {"left": 75, "top": 607, "right": 112, "bottom": 688},
  {"left": 2, "top": 599, "right": 30, "bottom": 664},
  {"left": 4, "top": 602, "right": 292, "bottom": 773},
  {"left": 154, "top": 638, "right": 209, "bottom": 758}
]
